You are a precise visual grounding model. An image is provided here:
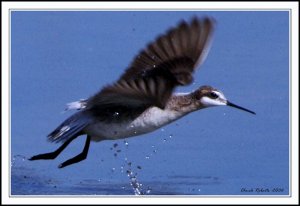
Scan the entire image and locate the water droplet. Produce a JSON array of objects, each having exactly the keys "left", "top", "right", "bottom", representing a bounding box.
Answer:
[
  {"left": 98, "top": 178, "right": 102, "bottom": 182},
  {"left": 11, "top": 155, "right": 27, "bottom": 167},
  {"left": 169, "top": 134, "right": 173, "bottom": 139},
  {"left": 127, "top": 170, "right": 134, "bottom": 177},
  {"left": 111, "top": 167, "right": 116, "bottom": 172},
  {"left": 113, "top": 112, "right": 119, "bottom": 117},
  {"left": 124, "top": 141, "right": 129, "bottom": 146},
  {"left": 137, "top": 165, "right": 142, "bottom": 169},
  {"left": 153, "top": 149, "right": 157, "bottom": 154},
  {"left": 145, "top": 156, "right": 150, "bottom": 159},
  {"left": 163, "top": 138, "right": 167, "bottom": 142},
  {"left": 146, "top": 187, "right": 152, "bottom": 194},
  {"left": 151, "top": 145, "right": 155, "bottom": 148},
  {"left": 198, "top": 188, "right": 201, "bottom": 192}
]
